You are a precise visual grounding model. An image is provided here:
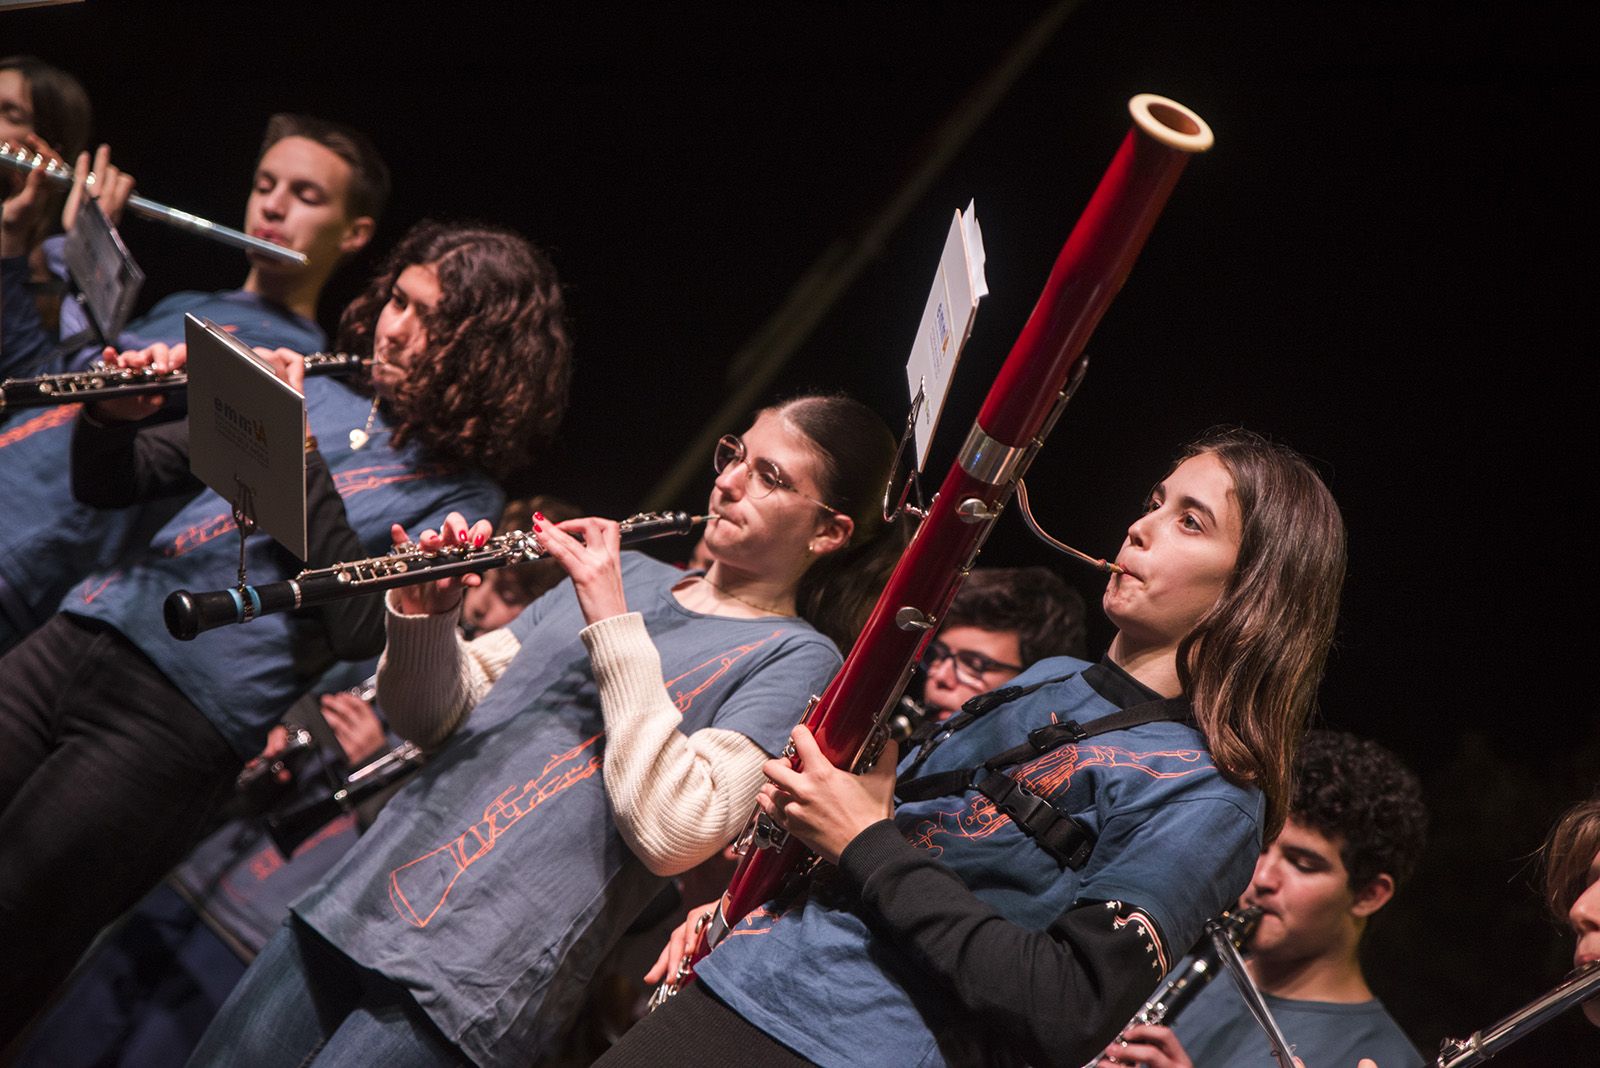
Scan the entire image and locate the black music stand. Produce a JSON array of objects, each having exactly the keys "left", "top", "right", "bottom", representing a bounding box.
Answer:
[{"left": 63, "top": 197, "right": 144, "bottom": 348}]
